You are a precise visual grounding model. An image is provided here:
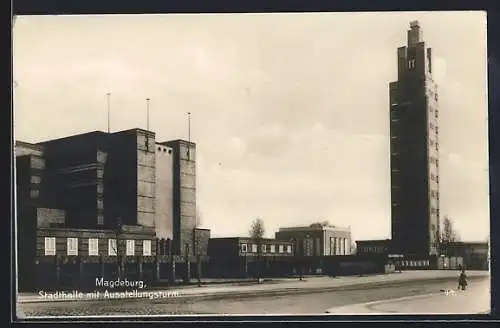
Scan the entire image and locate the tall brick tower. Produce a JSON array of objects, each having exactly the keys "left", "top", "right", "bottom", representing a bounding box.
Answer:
[{"left": 389, "top": 21, "right": 440, "bottom": 257}]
